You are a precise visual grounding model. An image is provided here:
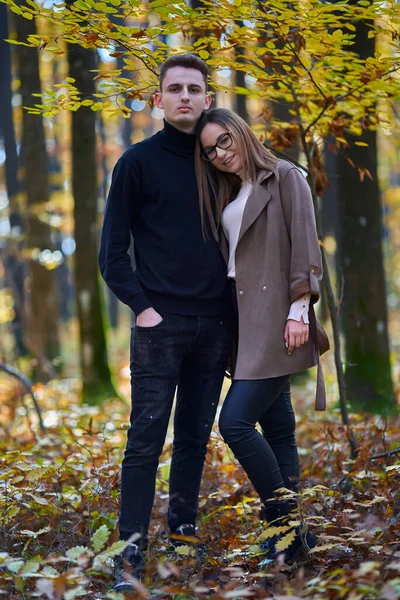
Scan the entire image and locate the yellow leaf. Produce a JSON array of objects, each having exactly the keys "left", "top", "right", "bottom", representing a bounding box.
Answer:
[
  {"left": 252, "top": 57, "right": 267, "bottom": 69},
  {"left": 25, "top": 468, "right": 47, "bottom": 481},
  {"left": 354, "top": 141, "right": 369, "bottom": 147},
  {"left": 5, "top": 506, "right": 20, "bottom": 523},
  {"left": 91, "top": 525, "right": 110, "bottom": 552},
  {"left": 308, "top": 543, "right": 338, "bottom": 553},
  {"left": 258, "top": 525, "right": 289, "bottom": 542},
  {"left": 199, "top": 50, "right": 209, "bottom": 59},
  {"left": 174, "top": 544, "right": 196, "bottom": 557},
  {"left": 275, "top": 529, "right": 296, "bottom": 553},
  {"left": 31, "top": 495, "right": 49, "bottom": 506}
]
